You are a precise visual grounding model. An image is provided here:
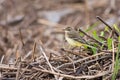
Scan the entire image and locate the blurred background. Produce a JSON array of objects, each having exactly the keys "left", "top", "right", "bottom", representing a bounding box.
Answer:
[{"left": 0, "top": 0, "right": 119, "bottom": 63}]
